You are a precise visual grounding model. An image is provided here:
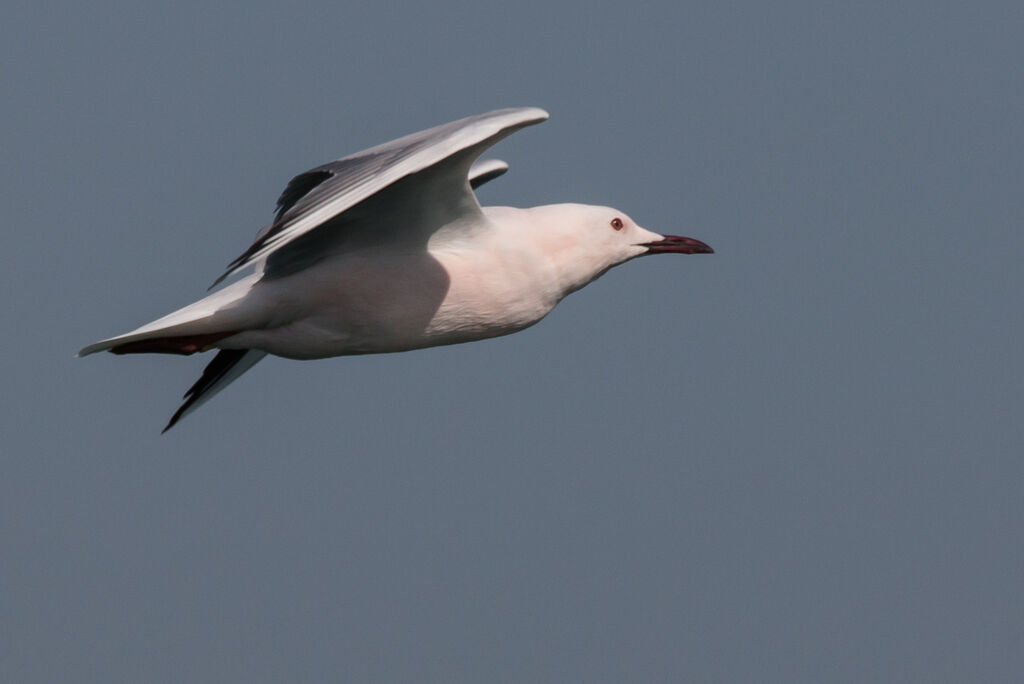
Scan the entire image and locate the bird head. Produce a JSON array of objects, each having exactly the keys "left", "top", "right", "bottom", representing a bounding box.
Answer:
[{"left": 536, "top": 204, "right": 713, "bottom": 294}]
